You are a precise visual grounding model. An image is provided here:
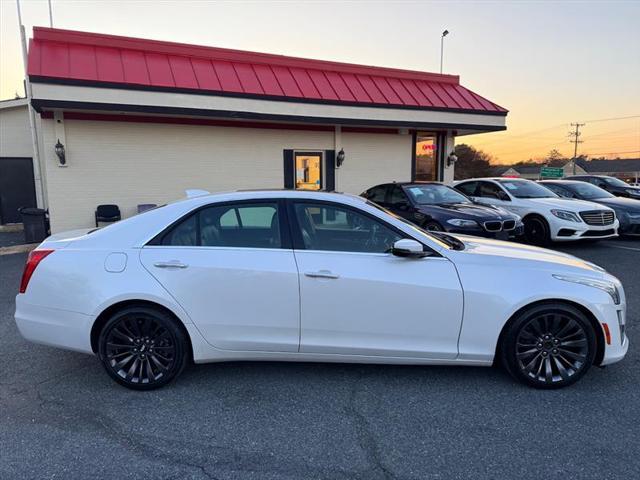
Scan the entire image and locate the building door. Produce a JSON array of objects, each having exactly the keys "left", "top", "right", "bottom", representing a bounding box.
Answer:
[
  {"left": 413, "top": 132, "right": 445, "bottom": 182},
  {"left": 0, "top": 158, "right": 36, "bottom": 224},
  {"left": 283, "top": 150, "right": 336, "bottom": 191},
  {"left": 295, "top": 151, "right": 323, "bottom": 190}
]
